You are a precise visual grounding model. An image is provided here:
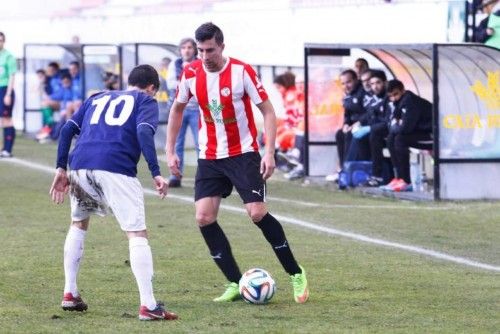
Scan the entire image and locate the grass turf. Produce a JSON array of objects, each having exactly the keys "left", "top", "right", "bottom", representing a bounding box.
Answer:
[{"left": 0, "top": 136, "right": 498, "bottom": 333}]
